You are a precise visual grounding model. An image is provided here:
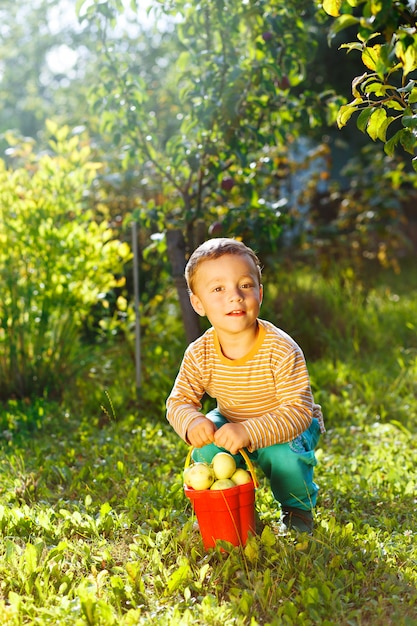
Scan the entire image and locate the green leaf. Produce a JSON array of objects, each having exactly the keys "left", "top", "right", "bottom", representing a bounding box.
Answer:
[
  {"left": 362, "top": 45, "right": 382, "bottom": 72},
  {"left": 356, "top": 107, "right": 374, "bottom": 132},
  {"left": 352, "top": 73, "right": 368, "bottom": 98},
  {"left": 261, "top": 525, "right": 276, "bottom": 547},
  {"left": 238, "top": 590, "right": 254, "bottom": 613},
  {"left": 165, "top": 559, "right": 192, "bottom": 594},
  {"left": 198, "top": 562, "right": 210, "bottom": 583},
  {"left": 79, "top": 593, "right": 96, "bottom": 625},
  {"left": 378, "top": 116, "right": 394, "bottom": 142},
  {"left": 366, "top": 108, "right": 388, "bottom": 141},
  {"left": 364, "top": 82, "right": 391, "bottom": 96},
  {"left": 5, "top": 539, "right": 18, "bottom": 563},
  {"left": 396, "top": 41, "right": 417, "bottom": 77},
  {"left": 385, "top": 99, "right": 406, "bottom": 112},
  {"left": 408, "top": 87, "right": 417, "bottom": 103},
  {"left": 337, "top": 104, "right": 360, "bottom": 128},
  {"left": 340, "top": 42, "right": 363, "bottom": 53},
  {"left": 330, "top": 15, "right": 359, "bottom": 37},
  {"left": 23, "top": 543, "right": 39, "bottom": 577},
  {"left": 400, "top": 128, "right": 417, "bottom": 154},
  {"left": 389, "top": 420, "right": 411, "bottom": 437},
  {"left": 100, "top": 502, "right": 112, "bottom": 517},
  {"left": 402, "top": 114, "right": 417, "bottom": 128},
  {"left": 375, "top": 45, "right": 394, "bottom": 79},
  {"left": 323, "top": 0, "right": 342, "bottom": 17},
  {"left": 244, "top": 535, "right": 259, "bottom": 562}
]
